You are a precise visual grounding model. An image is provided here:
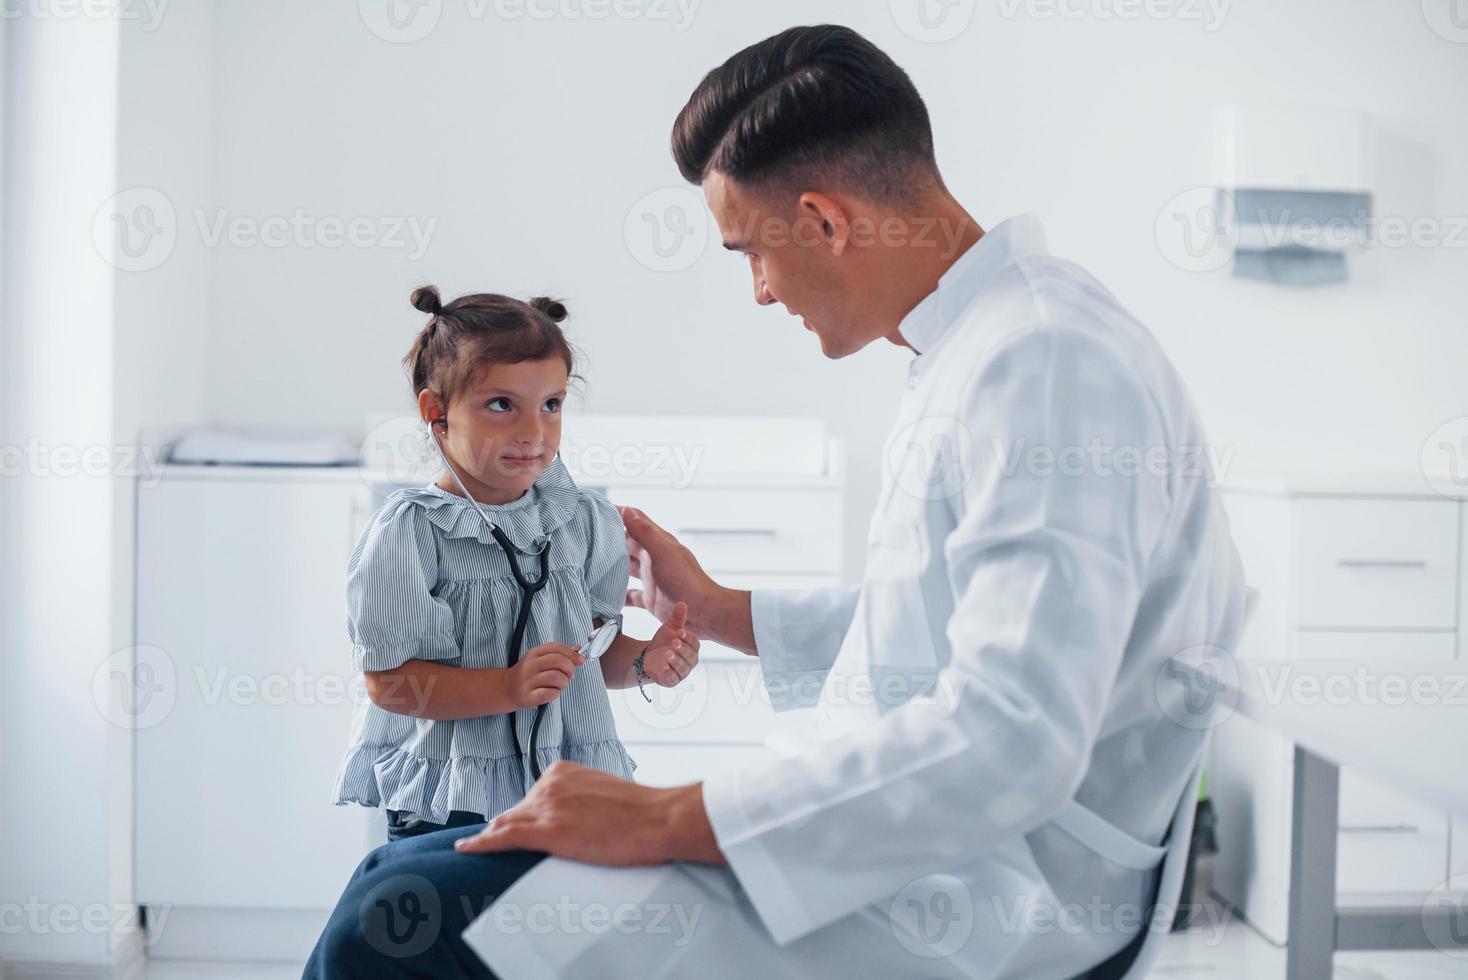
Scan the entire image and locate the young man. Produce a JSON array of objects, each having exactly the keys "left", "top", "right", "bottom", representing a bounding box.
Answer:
[{"left": 306, "top": 24, "right": 1247, "bottom": 979}]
